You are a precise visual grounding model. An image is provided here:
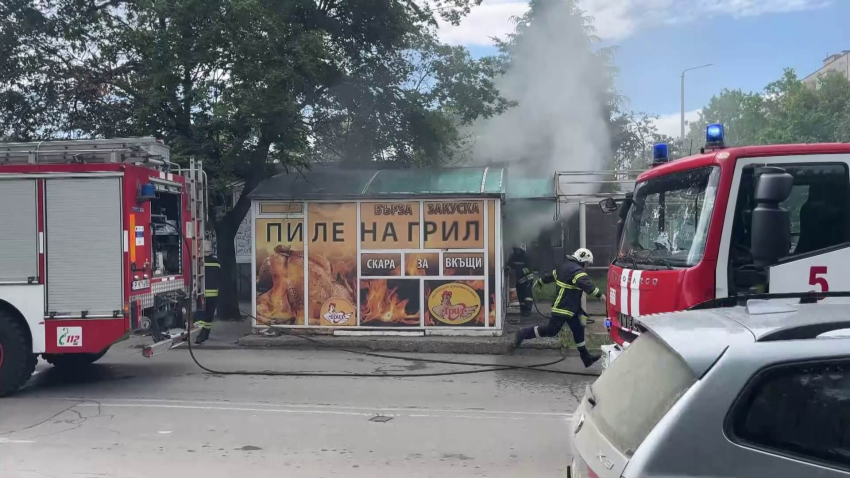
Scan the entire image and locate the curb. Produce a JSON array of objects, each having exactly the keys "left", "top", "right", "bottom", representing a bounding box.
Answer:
[{"left": 237, "top": 334, "right": 567, "bottom": 356}]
